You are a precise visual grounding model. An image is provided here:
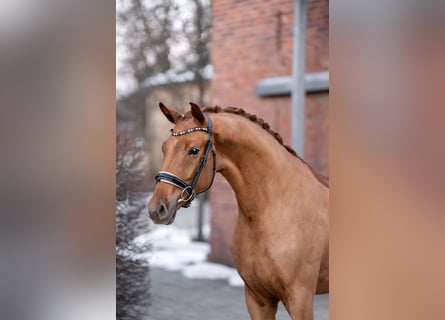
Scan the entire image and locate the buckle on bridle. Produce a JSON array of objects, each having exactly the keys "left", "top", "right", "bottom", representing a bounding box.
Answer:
[{"left": 177, "top": 186, "right": 195, "bottom": 208}]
